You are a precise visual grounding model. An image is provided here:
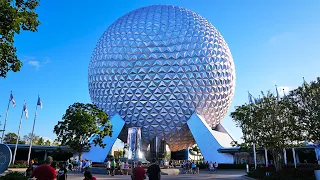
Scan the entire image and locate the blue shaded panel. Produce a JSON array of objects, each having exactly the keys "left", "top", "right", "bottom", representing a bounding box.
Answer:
[
  {"left": 187, "top": 113, "right": 234, "bottom": 163},
  {"left": 82, "top": 114, "right": 125, "bottom": 162}
]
